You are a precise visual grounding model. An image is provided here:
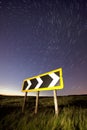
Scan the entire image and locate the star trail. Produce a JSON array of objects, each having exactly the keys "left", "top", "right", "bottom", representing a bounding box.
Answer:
[{"left": 0, "top": 0, "right": 87, "bottom": 96}]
